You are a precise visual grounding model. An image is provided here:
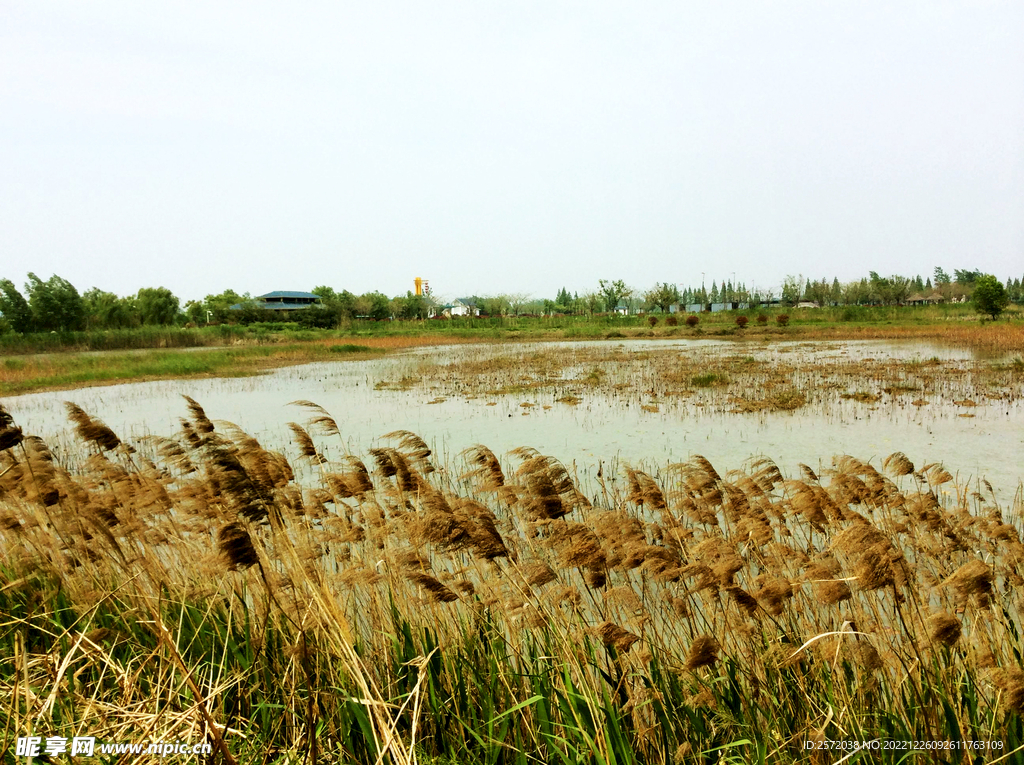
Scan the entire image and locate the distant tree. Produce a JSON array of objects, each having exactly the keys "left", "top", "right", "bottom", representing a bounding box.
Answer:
[
  {"left": 868, "top": 272, "right": 911, "bottom": 305},
  {"left": 480, "top": 295, "right": 510, "bottom": 317},
  {"left": 709, "top": 281, "right": 720, "bottom": 303},
  {"left": 973, "top": 274, "right": 1009, "bottom": 320},
  {"left": 26, "top": 273, "right": 85, "bottom": 331},
  {"left": 954, "top": 269, "right": 982, "bottom": 286},
  {"left": 311, "top": 285, "right": 338, "bottom": 302},
  {"left": 643, "top": 282, "right": 681, "bottom": 314},
  {"left": 781, "top": 275, "right": 803, "bottom": 306},
  {"left": 234, "top": 304, "right": 276, "bottom": 325},
  {"left": 136, "top": 287, "right": 180, "bottom": 325},
  {"left": 582, "top": 292, "right": 603, "bottom": 316},
  {"left": 202, "top": 290, "right": 245, "bottom": 323},
  {"left": 394, "top": 291, "right": 430, "bottom": 320},
  {"left": 297, "top": 306, "right": 338, "bottom": 328},
  {"left": 933, "top": 267, "right": 951, "bottom": 285},
  {"left": 0, "top": 279, "right": 33, "bottom": 333},
  {"left": 83, "top": 288, "right": 135, "bottom": 329},
  {"left": 598, "top": 280, "right": 631, "bottom": 313},
  {"left": 184, "top": 300, "right": 205, "bottom": 325},
  {"left": 842, "top": 279, "right": 870, "bottom": 305},
  {"left": 358, "top": 291, "right": 391, "bottom": 320},
  {"left": 505, "top": 293, "right": 532, "bottom": 316},
  {"left": 804, "top": 278, "right": 831, "bottom": 307},
  {"left": 890, "top": 276, "right": 912, "bottom": 304},
  {"left": 554, "top": 287, "right": 573, "bottom": 311}
]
